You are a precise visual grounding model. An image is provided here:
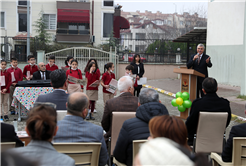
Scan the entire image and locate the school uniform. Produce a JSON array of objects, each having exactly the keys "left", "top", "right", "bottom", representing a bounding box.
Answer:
[
  {"left": 130, "top": 62, "right": 145, "bottom": 97},
  {"left": 66, "top": 68, "right": 83, "bottom": 94},
  {"left": 101, "top": 71, "right": 115, "bottom": 104},
  {"left": 86, "top": 71, "right": 100, "bottom": 101},
  {"left": 23, "top": 64, "right": 39, "bottom": 79},
  {"left": 46, "top": 63, "right": 58, "bottom": 71},
  {"left": 7, "top": 67, "right": 23, "bottom": 112},
  {"left": 0, "top": 69, "right": 11, "bottom": 116}
]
